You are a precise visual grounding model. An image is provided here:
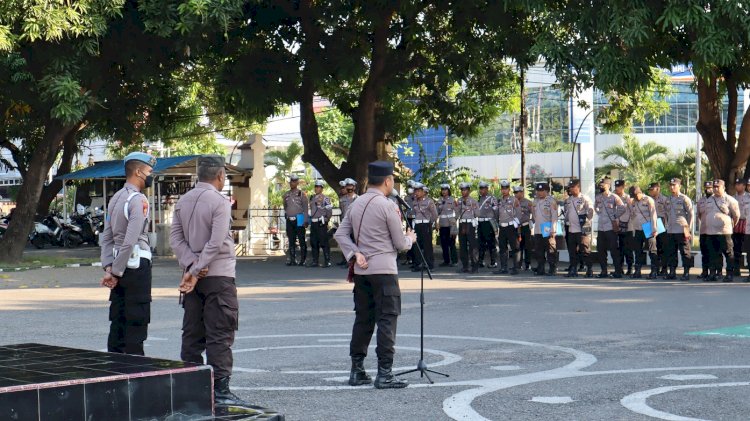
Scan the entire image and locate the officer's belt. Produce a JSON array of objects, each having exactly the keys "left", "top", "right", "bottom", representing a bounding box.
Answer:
[
  {"left": 287, "top": 216, "right": 297, "bottom": 221},
  {"left": 414, "top": 219, "right": 431, "bottom": 224},
  {"left": 311, "top": 217, "right": 325, "bottom": 223},
  {"left": 459, "top": 218, "right": 475, "bottom": 223},
  {"left": 477, "top": 218, "right": 493, "bottom": 222},
  {"left": 440, "top": 213, "right": 455, "bottom": 218},
  {"left": 521, "top": 222, "right": 530, "bottom": 226},
  {"left": 499, "top": 222, "right": 512, "bottom": 227}
]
